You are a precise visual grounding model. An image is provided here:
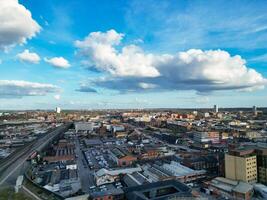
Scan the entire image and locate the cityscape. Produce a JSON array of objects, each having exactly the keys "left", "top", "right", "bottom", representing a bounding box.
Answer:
[{"left": 1, "top": 0, "right": 267, "bottom": 200}]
